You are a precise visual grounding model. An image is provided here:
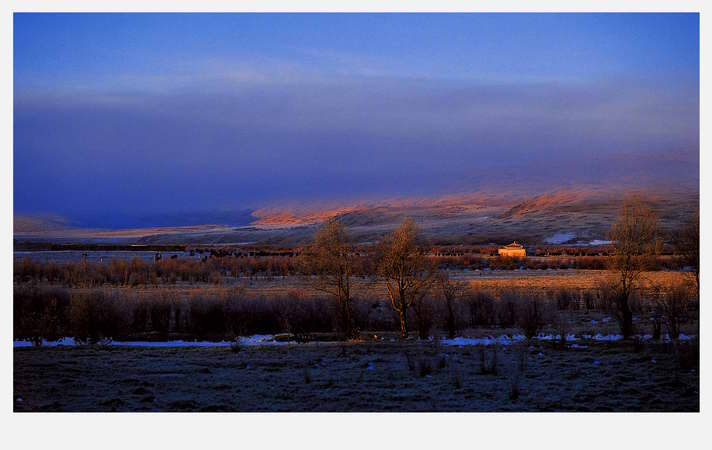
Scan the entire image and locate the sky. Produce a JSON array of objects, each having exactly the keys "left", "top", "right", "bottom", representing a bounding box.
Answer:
[{"left": 14, "top": 13, "right": 699, "bottom": 227}]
